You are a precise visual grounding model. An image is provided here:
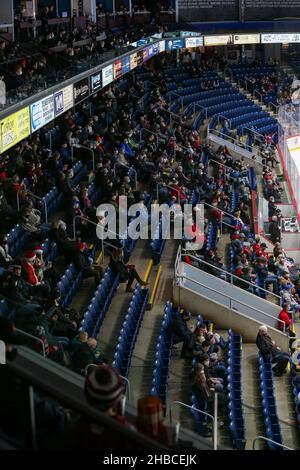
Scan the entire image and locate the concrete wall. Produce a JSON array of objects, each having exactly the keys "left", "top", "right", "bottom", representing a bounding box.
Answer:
[
  {"left": 207, "top": 133, "right": 263, "bottom": 174},
  {"left": 180, "top": 262, "right": 281, "bottom": 322},
  {"left": 173, "top": 284, "right": 290, "bottom": 352}
]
